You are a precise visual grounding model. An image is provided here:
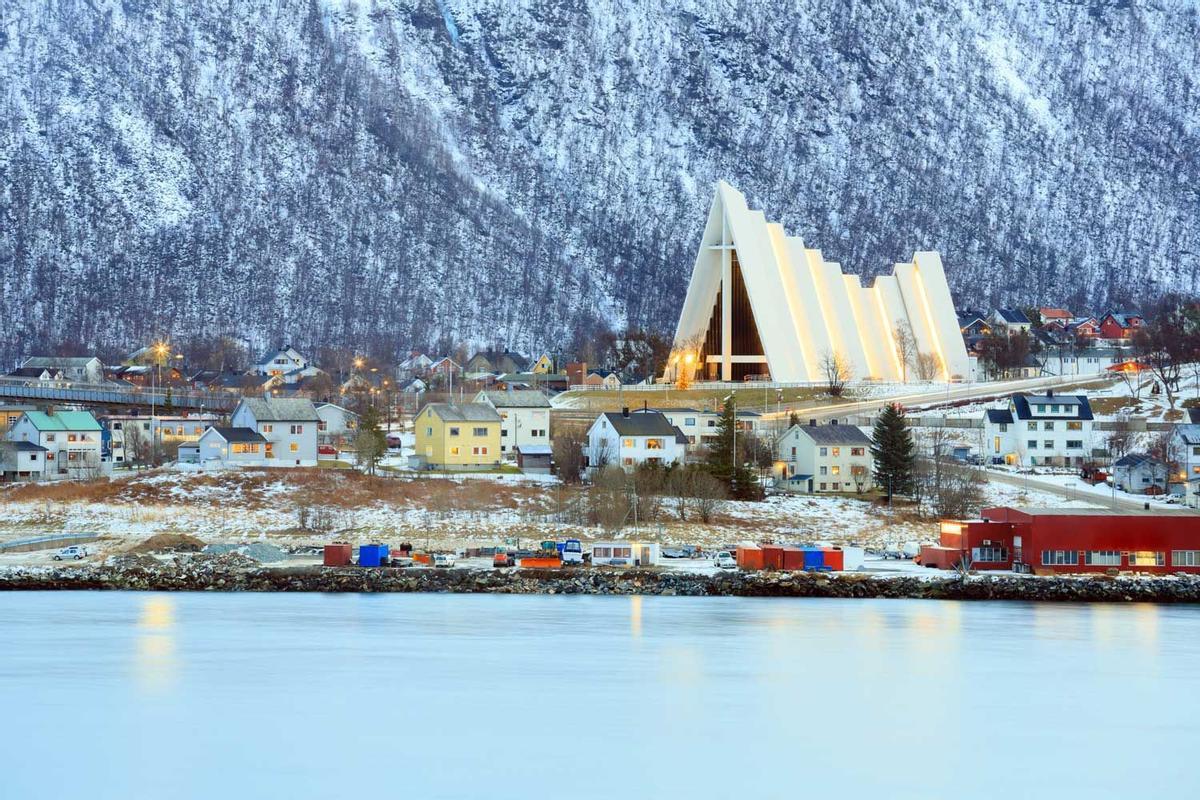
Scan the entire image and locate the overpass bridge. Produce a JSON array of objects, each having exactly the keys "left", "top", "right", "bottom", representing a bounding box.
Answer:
[{"left": 0, "top": 377, "right": 240, "bottom": 413}]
